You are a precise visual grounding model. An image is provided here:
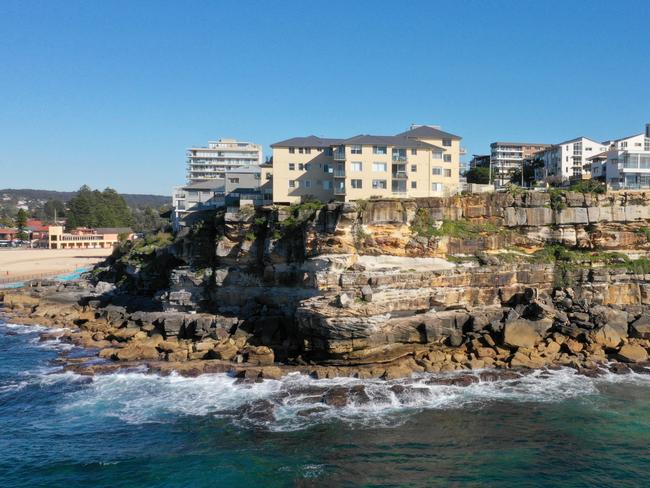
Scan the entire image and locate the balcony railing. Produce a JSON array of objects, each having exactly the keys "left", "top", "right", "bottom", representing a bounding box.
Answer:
[
  {"left": 391, "top": 171, "right": 408, "bottom": 179},
  {"left": 333, "top": 151, "right": 346, "bottom": 161},
  {"left": 392, "top": 154, "right": 407, "bottom": 162},
  {"left": 334, "top": 169, "right": 345, "bottom": 177},
  {"left": 334, "top": 186, "right": 346, "bottom": 195}
]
